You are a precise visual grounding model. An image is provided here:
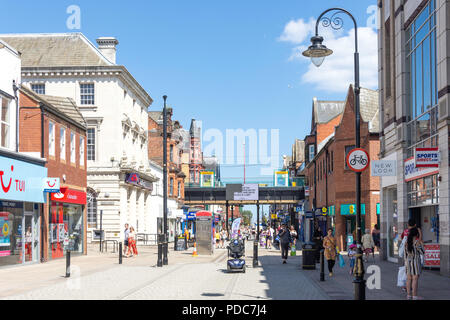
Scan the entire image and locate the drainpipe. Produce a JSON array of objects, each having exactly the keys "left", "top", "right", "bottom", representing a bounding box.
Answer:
[{"left": 12, "top": 81, "right": 19, "bottom": 152}]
